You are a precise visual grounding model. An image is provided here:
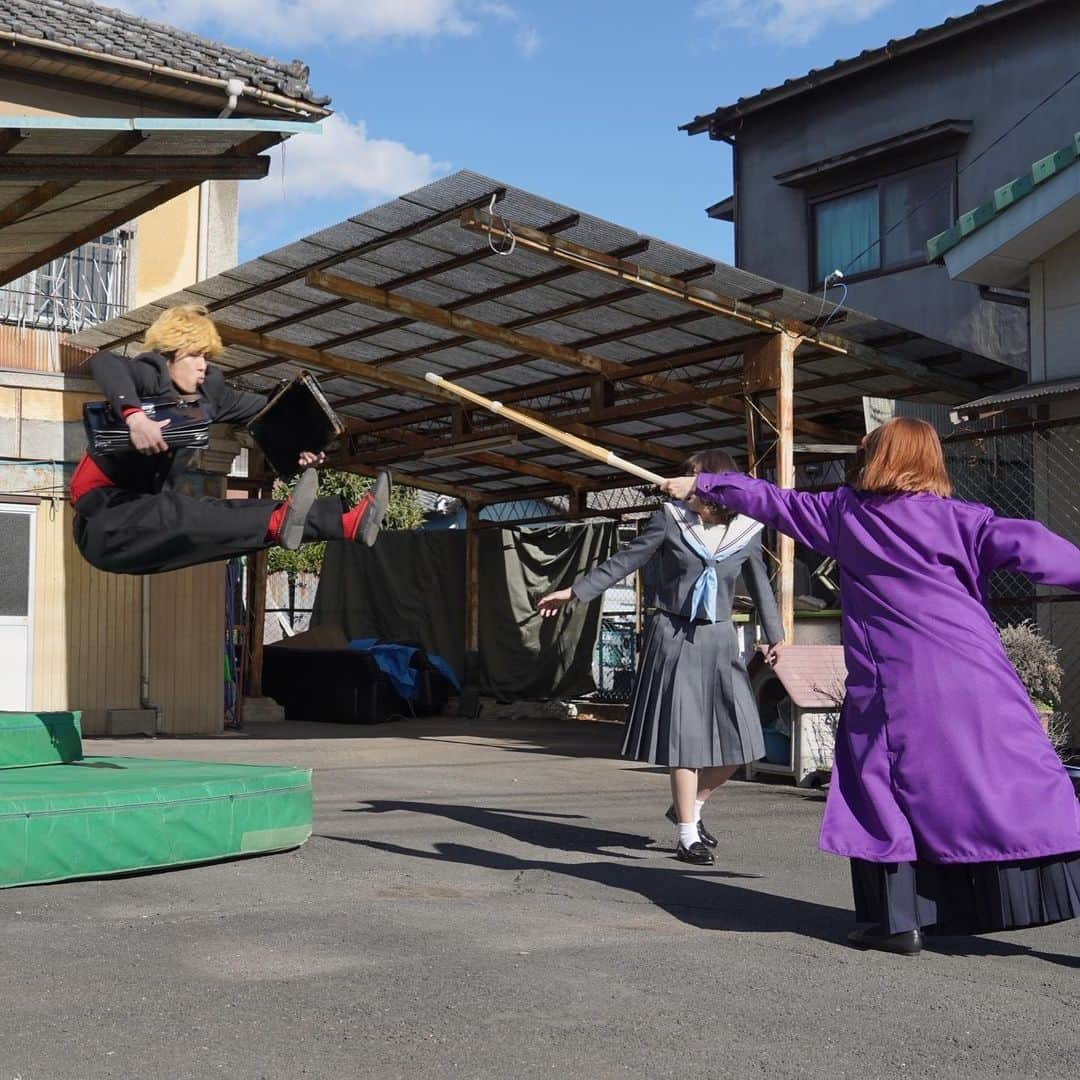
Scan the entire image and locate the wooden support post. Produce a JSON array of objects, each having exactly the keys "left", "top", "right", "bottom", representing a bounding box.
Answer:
[
  {"left": 742, "top": 333, "right": 798, "bottom": 642},
  {"left": 464, "top": 502, "right": 481, "bottom": 692},
  {"left": 245, "top": 449, "right": 270, "bottom": 698},
  {"left": 776, "top": 334, "right": 797, "bottom": 644}
]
